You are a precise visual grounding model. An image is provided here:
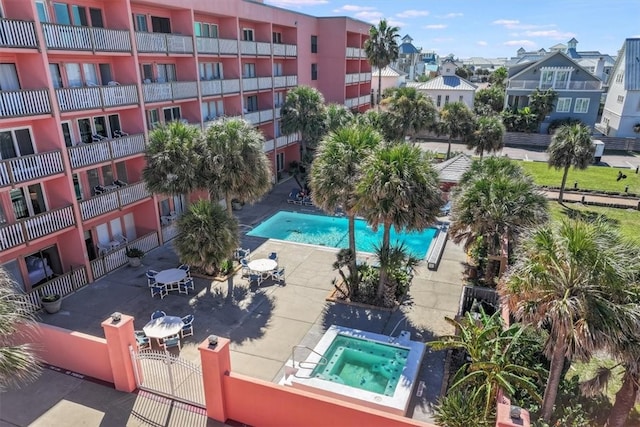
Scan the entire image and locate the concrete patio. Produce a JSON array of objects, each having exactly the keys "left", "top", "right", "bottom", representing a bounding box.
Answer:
[{"left": 35, "top": 180, "right": 468, "bottom": 424}]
